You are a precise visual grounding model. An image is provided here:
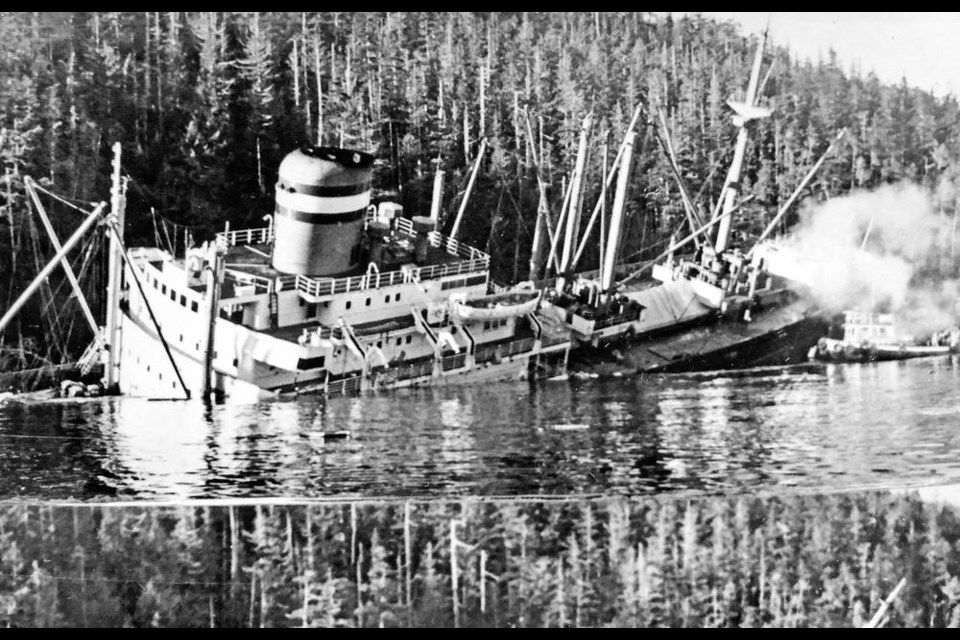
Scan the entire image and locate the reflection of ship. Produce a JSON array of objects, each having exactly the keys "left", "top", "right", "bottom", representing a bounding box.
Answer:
[
  {"left": 811, "top": 310, "right": 958, "bottom": 363},
  {"left": 539, "top": 32, "right": 832, "bottom": 375},
  {"left": 3, "top": 144, "right": 571, "bottom": 402}
]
